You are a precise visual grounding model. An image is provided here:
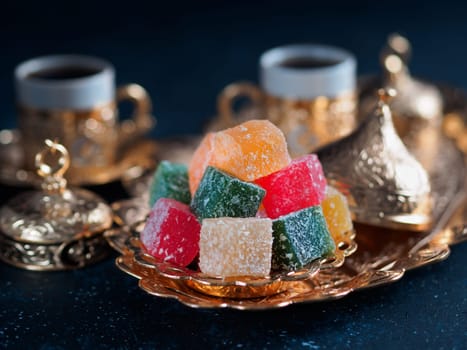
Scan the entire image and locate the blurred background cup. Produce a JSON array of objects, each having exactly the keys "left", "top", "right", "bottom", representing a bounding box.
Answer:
[
  {"left": 15, "top": 54, "right": 155, "bottom": 180},
  {"left": 217, "top": 44, "right": 357, "bottom": 156}
]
